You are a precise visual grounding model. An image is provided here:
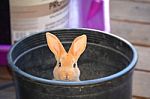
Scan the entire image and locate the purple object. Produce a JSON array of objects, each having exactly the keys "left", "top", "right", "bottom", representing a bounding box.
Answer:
[
  {"left": 79, "top": 0, "right": 110, "bottom": 32},
  {"left": 0, "top": 45, "right": 10, "bottom": 66}
]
